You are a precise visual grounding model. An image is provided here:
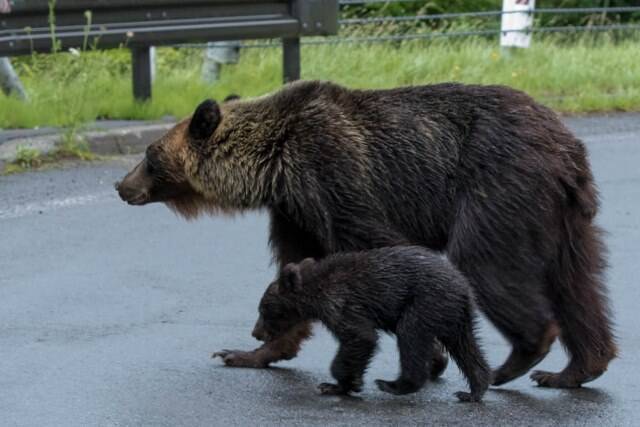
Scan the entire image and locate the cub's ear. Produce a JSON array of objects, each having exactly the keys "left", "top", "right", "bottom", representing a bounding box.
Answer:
[
  {"left": 223, "top": 94, "right": 240, "bottom": 102},
  {"left": 279, "top": 263, "right": 302, "bottom": 293},
  {"left": 300, "top": 257, "right": 316, "bottom": 268},
  {"left": 188, "top": 99, "right": 221, "bottom": 142}
]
